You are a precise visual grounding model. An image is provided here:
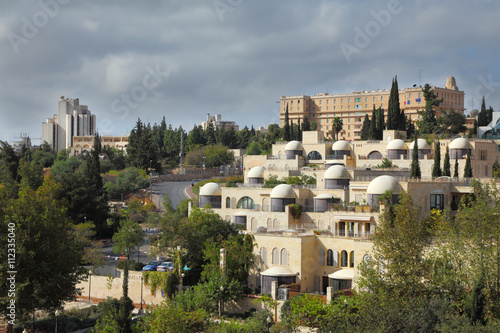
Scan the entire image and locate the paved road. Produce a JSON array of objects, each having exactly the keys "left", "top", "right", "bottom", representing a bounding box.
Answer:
[{"left": 152, "top": 180, "right": 199, "bottom": 208}]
